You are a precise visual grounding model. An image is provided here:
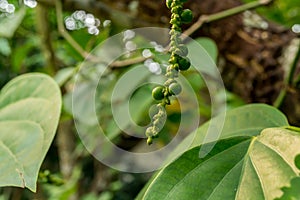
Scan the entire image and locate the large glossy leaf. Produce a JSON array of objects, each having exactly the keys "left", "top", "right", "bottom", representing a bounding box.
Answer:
[
  {"left": 0, "top": 121, "right": 43, "bottom": 190},
  {"left": 136, "top": 104, "right": 290, "bottom": 199},
  {"left": 140, "top": 128, "right": 300, "bottom": 200},
  {"left": 0, "top": 73, "right": 62, "bottom": 192},
  {"left": 166, "top": 104, "right": 289, "bottom": 164}
]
